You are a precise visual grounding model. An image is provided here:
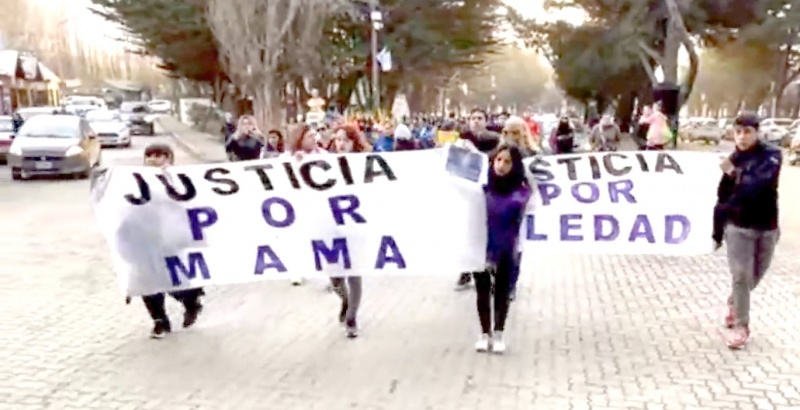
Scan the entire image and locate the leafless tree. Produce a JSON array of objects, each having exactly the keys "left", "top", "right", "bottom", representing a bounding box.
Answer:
[{"left": 207, "top": 0, "right": 352, "bottom": 128}]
